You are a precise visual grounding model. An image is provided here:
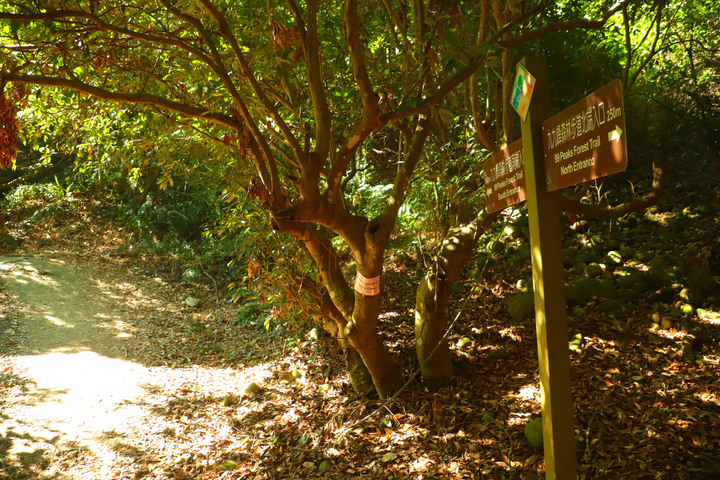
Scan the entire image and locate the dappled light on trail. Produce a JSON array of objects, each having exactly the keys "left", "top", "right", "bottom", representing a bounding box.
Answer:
[
  {"left": 0, "top": 254, "right": 276, "bottom": 479},
  {"left": 6, "top": 351, "right": 148, "bottom": 470},
  {"left": 0, "top": 255, "right": 140, "bottom": 353},
  {"left": 1, "top": 187, "right": 720, "bottom": 479}
]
